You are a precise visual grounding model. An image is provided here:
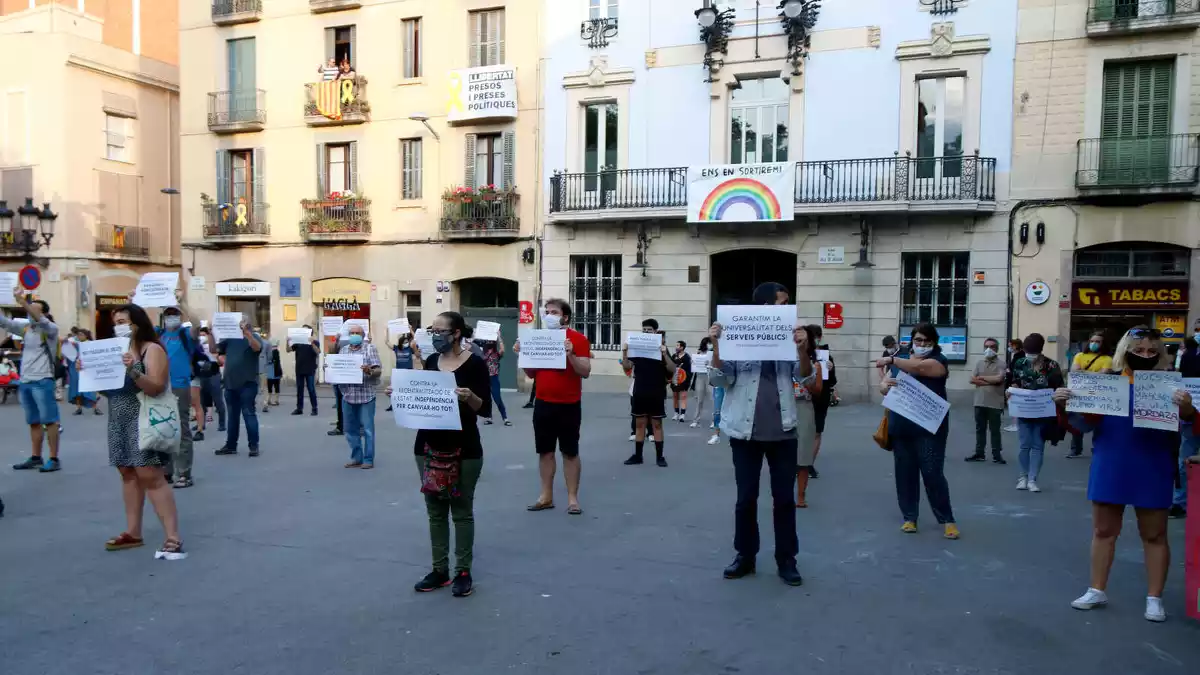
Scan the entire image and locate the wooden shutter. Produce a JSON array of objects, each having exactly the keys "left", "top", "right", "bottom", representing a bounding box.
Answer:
[
  {"left": 349, "top": 141, "right": 359, "bottom": 194},
  {"left": 464, "top": 133, "right": 477, "bottom": 188},
  {"left": 252, "top": 147, "right": 266, "bottom": 206},
  {"left": 1100, "top": 60, "right": 1174, "bottom": 184},
  {"left": 469, "top": 12, "right": 483, "bottom": 68},
  {"left": 502, "top": 131, "right": 515, "bottom": 190},
  {"left": 349, "top": 25, "right": 357, "bottom": 67},
  {"left": 324, "top": 27, "right": 335, "bottom": 63},
  {"left": 215, "top": 150, "right": 230, "bottom": 206},
  {"left": 315, "top": 144, "right": 327, "bottom": 196},
  {"left": 402, "top": 20, "right": 414, "bottom": 78},
  {"left": 494, "top": 10, "right": 505, "bottom": 65}
]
